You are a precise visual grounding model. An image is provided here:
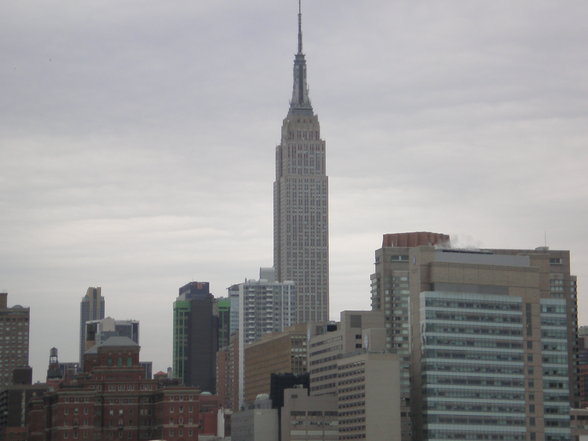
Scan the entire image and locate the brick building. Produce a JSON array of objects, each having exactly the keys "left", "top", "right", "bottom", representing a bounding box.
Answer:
[{"left": 28, "top": 336, "right": 219, "bottom": 440}]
